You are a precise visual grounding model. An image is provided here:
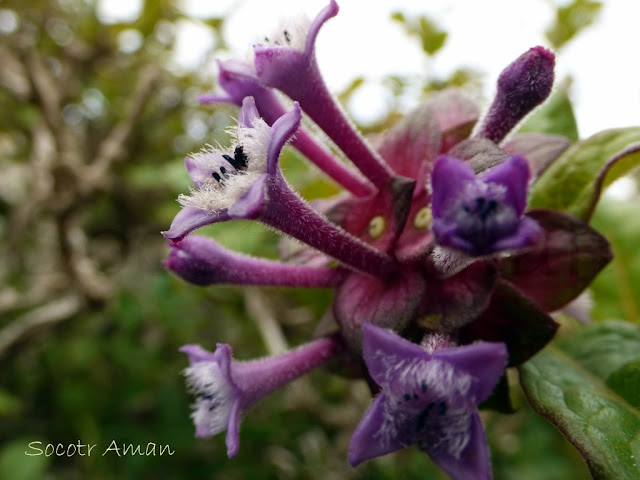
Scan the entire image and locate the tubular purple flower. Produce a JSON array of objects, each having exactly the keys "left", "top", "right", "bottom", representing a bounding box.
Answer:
[
  {"left": 476, "top": 46, "right": 555, "bottom": 143},
  {"left": 165, "top": 235, "right": 344, "bottom": 288},
  {"left": 252, "top": 0, "right": 396, "bottom": 188},
  {"left": 165, "top": 97, "right": 399, "bottom": 278},
  {"left": 181, "top": 336, "right": 342, "bottom": 457},
  {"left": 348, "top": 323, "right": 507, "bottom": 480},
  {"left": 431, "top": 155, "right": 542, "bottom": 256},
  {"left": 199, "top": 59, "right": 374, "bottom": 196}
]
